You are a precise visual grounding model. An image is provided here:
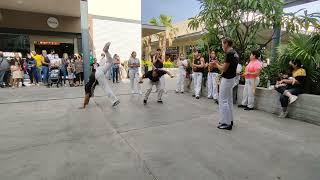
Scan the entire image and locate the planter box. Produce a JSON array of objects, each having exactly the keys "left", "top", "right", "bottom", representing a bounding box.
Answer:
[{"left": 237, "top": 85, "right": 320, "bottom": 125}]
